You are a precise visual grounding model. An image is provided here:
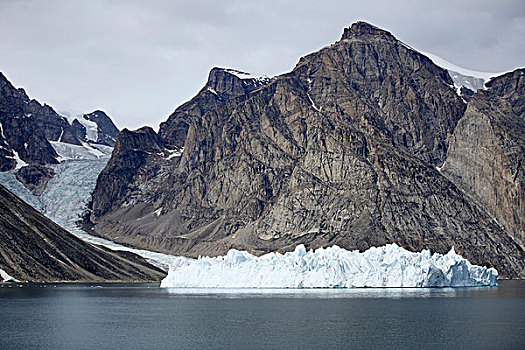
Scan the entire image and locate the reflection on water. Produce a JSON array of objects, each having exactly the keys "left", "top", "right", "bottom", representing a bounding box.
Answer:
[
  {"left": 1, "top": 280, "right": 523, "bottom": 350},
  {"left": 1, "top": 280, "right": 522, "bottom": 300},
  {"left": 161, "top": 280, "right": 524, "bottom": 299},
  {"left": 164, "top": 286, "right": 442, "bottom": 298}
]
